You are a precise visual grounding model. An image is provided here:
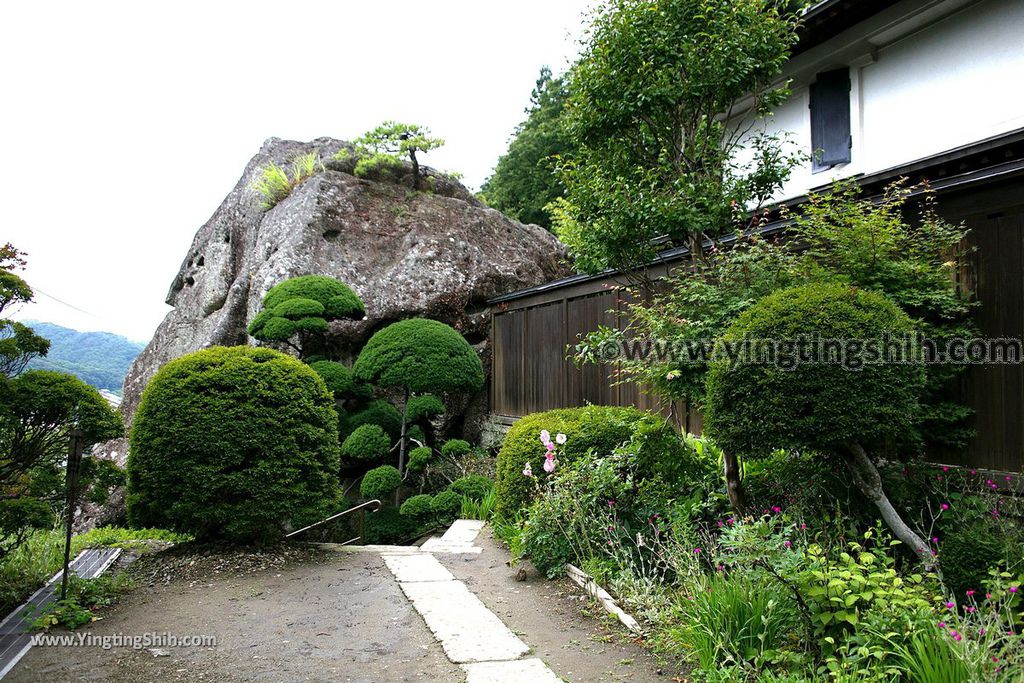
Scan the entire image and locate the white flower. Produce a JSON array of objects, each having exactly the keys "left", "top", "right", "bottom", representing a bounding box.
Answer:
[
  {"left": 555, "top": 433, "right": 567, "bottom": 445},
  {"left": 522, "top": 461, "right": 533, "bottom": 477}
]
